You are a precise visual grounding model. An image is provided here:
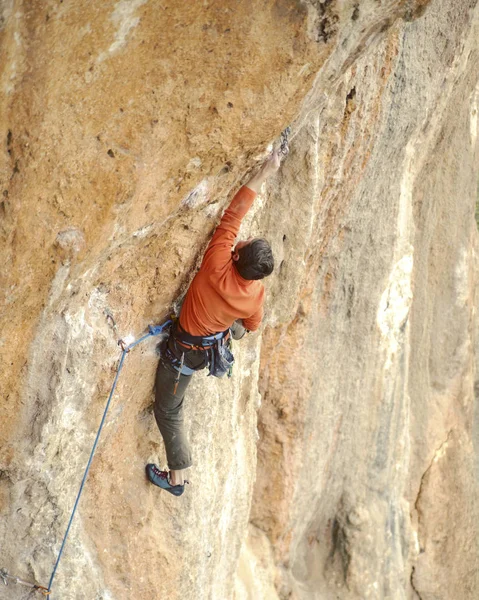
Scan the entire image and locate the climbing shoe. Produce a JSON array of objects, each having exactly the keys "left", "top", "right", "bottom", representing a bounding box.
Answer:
[{"left": 145, "top": 464, "right": 185, "bottom": 496}]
